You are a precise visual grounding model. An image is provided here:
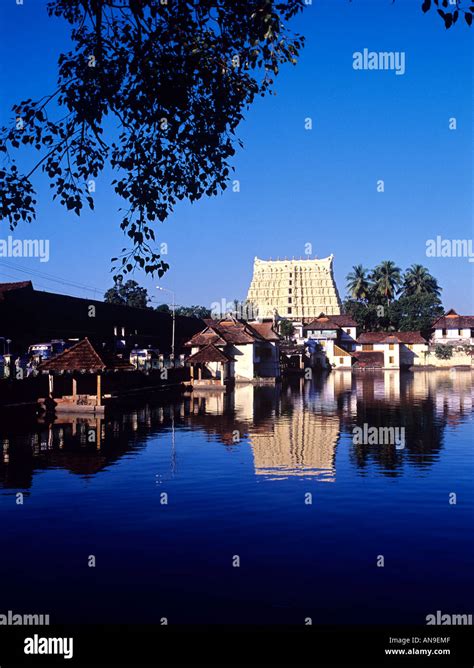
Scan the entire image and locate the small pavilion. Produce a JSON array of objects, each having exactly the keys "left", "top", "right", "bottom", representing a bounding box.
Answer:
[
  {"left": 38, "top": 338, "right": 134, "bottom": 413},
  {"left": 186, "top": 343, "right": 233, "bottom": 388}
]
